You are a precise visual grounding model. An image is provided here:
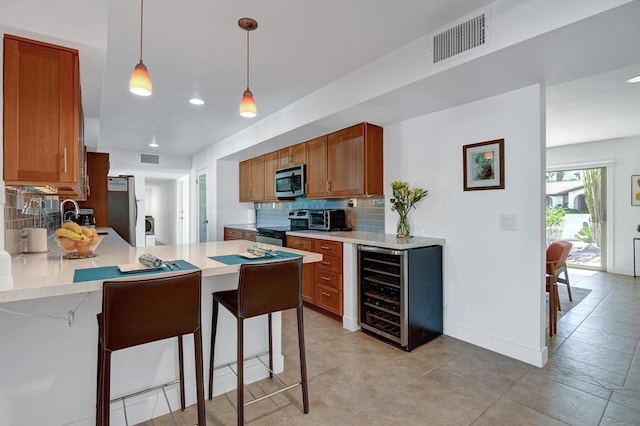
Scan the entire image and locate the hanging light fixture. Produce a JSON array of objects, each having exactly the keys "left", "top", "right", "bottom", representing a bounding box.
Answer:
[
  {"left": 129, "top": 0, "right": 152, "bottom": 96},
  {"left": 238, "top": 18, "right": 258, "bottom": 117}
]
